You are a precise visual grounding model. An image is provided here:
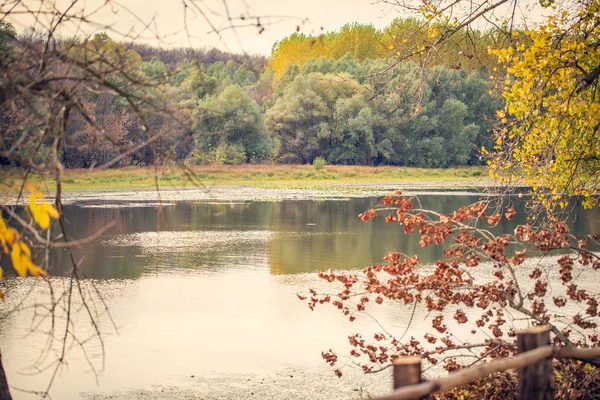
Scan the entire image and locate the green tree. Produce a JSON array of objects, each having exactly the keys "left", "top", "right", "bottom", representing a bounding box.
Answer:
[
  {"left": 142, "top": 56, "right": 169, "bottom": 80},
  {"left": 328, "top": 95, "right": 376, "bottom": 164},
  {"left": 193, "top": 84, "right": 271, "bottom": 163},
  {"left": 0, "top": 21, "right": 15, "bottom": 56},
  {"left": 437, "top": 98, "right": 479, "bottom": 165},
  {"left": 265, "top": 72, "right": 362, "bottom": 163},
  {"left": 265, "top": 74, "right": 329, "bottom": 163},
  {"left": 186, "top": 65, "right": 218, "bottom": 100}
]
